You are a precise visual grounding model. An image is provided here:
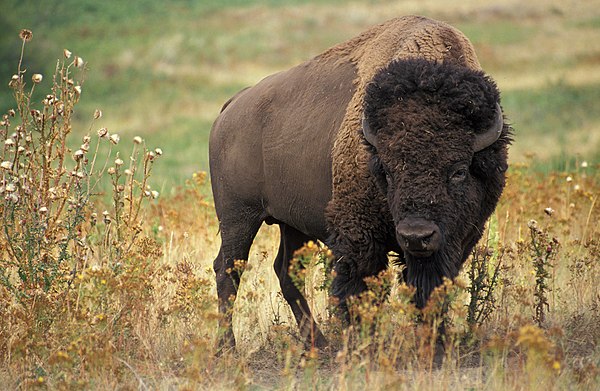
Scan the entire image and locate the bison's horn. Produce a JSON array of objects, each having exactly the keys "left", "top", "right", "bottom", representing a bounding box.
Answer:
[
  {"left": 473, "top": 103, "right": 503, "bottom": 152},
  {"left": 362, "top": 115, "right": 378, "bottom": 149}
]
